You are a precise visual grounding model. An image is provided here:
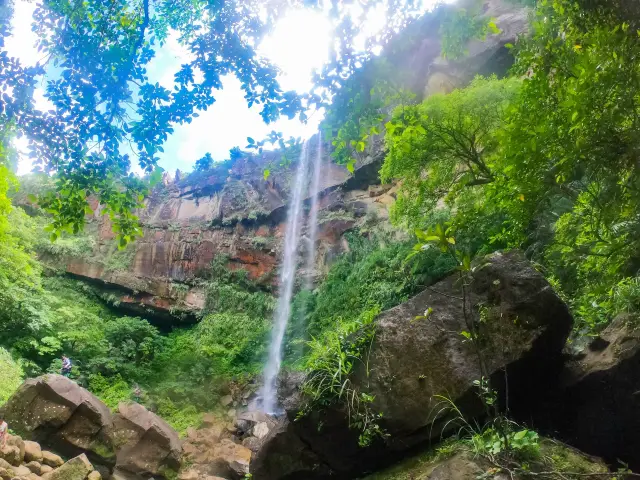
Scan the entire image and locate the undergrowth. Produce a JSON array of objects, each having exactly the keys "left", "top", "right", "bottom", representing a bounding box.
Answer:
[
  {"left": 0, "top": 347, "right": 24, "bottom": 405},
  {"left": 297, "top": 306, "right": 385, "bottom": 447},
  {"left": 287, "top": 229, "right": 455, "bottom": 361}
]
